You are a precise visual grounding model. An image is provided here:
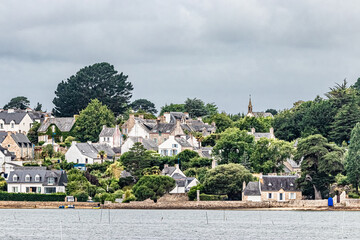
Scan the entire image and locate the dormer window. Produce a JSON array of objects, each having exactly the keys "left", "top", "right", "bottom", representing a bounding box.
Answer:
[
  {"left": 48, "top": 177, "right": 55, "bottom": 185},
  {"left": 25, "top": 174, "right": 31, "bottom": 182},
  {"left": 35, "top": 175, "right": 41, "bottom": 182},
  {"left": 11, "top": 123, "right": 14, "bottom": 128},
  {"left": 13, "top": 174, "right": 18, "bottom": 182},
  {"left": 290, "top": 183, "right": 294, "bottom": 187},
  {"left": 268, "top": 183, "right": 272, "bottom": 186}
]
